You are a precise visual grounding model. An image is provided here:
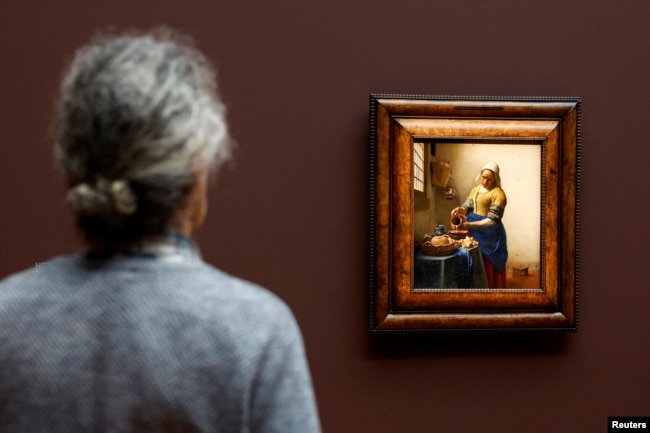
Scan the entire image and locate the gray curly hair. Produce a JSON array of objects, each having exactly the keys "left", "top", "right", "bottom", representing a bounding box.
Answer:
[{"left": 55, "top": 27, "right": 232, "bottom": 248}]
